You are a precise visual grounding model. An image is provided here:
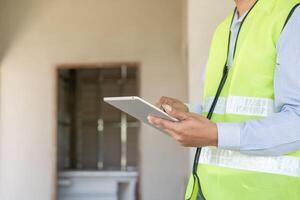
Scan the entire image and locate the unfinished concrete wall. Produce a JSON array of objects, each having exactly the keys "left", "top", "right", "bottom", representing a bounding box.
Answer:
[
  {"left": 187, "top": 0, "right": 235, "bottom": 165},
  {"left": 187, "top": 0, "right": 234, "bottom": 103},
  {"left": 0, "top": 0, "right": 188, "bottom": 199}
]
